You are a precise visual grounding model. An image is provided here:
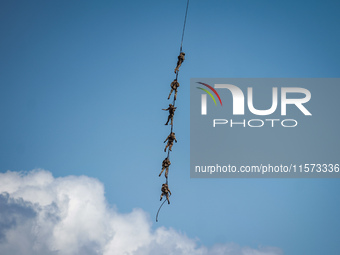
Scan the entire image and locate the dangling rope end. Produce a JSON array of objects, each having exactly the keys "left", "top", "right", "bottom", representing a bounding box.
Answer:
[{"left": 156, "top": 199, "right": 168, "bottom": 222}]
